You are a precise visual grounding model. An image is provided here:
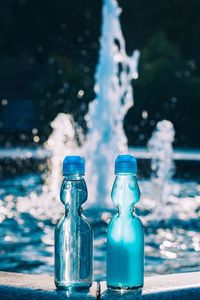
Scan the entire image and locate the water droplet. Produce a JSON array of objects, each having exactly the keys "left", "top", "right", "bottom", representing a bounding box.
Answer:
[
  {"left": 32, "top": 128, "right": 38, "bottom": 135},
  {"left": 33, "top": 136, "right": 40, "bottom": 143},
  {"left": 142, "top": 110, "right": 148, "bottom": 119},
  {"left": 77, "top": 90, "right": 84, "bottom": 98},
  {"left": 2, "top": 99, "right": 8, "bottom": 106}
]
